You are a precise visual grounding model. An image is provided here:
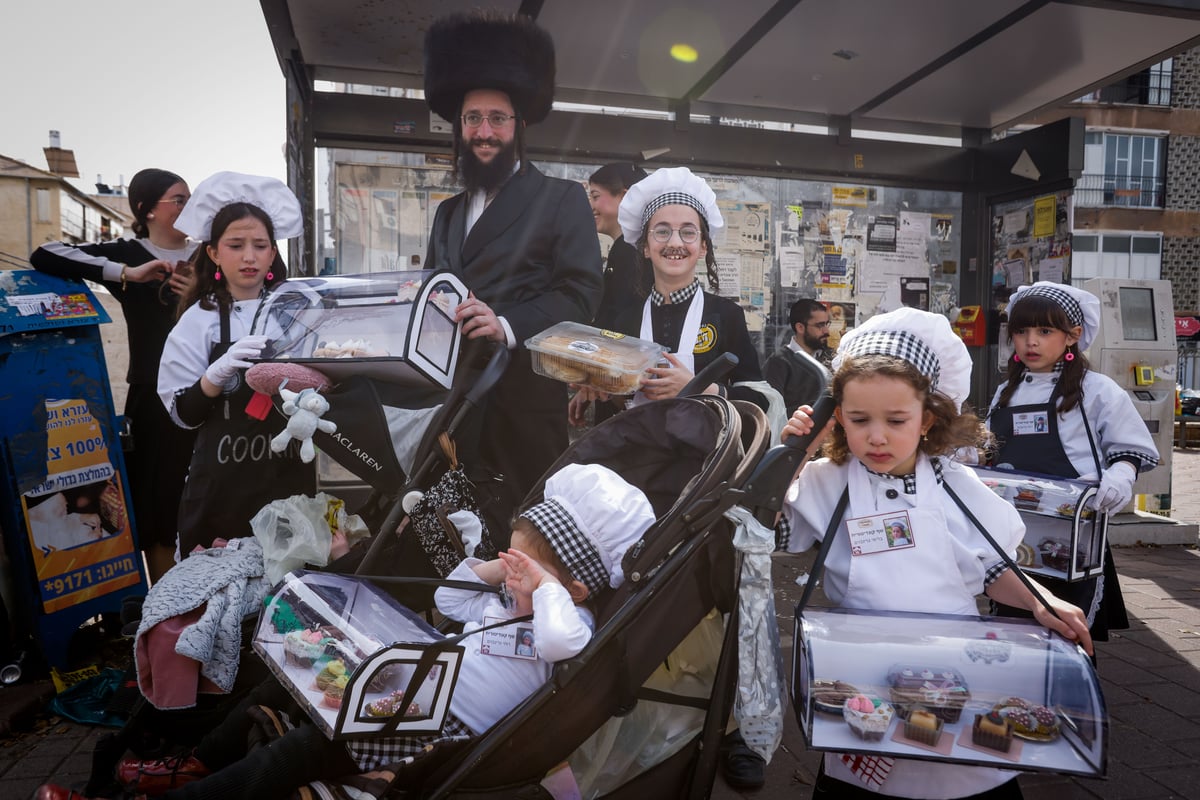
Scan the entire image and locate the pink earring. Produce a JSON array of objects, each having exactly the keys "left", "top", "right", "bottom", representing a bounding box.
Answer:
[
  {"left": 1064, "top": 352, "right": 1075, "bottom": 362},
  {"left": 1012, "top": 353, "right": 1020, "bottom": 362},
  {"left": 266, "top": 271, "right": 274, "bottom": 281},
  {"left": 214, "top": 271, "right": 222, "bottom": 281}
]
